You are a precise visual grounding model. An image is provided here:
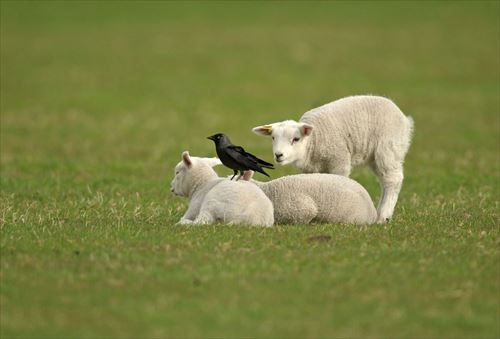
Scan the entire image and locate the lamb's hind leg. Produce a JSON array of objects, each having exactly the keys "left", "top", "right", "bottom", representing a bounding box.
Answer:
[
  {"left": 193, "top": 210, "right": 215, "bottom": 225},
  {"left": 371, "top": 156, "right": 404, "bottom": 223},
  {"left": 290, "top": 196, "right": 318, "bottom": 224}
]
